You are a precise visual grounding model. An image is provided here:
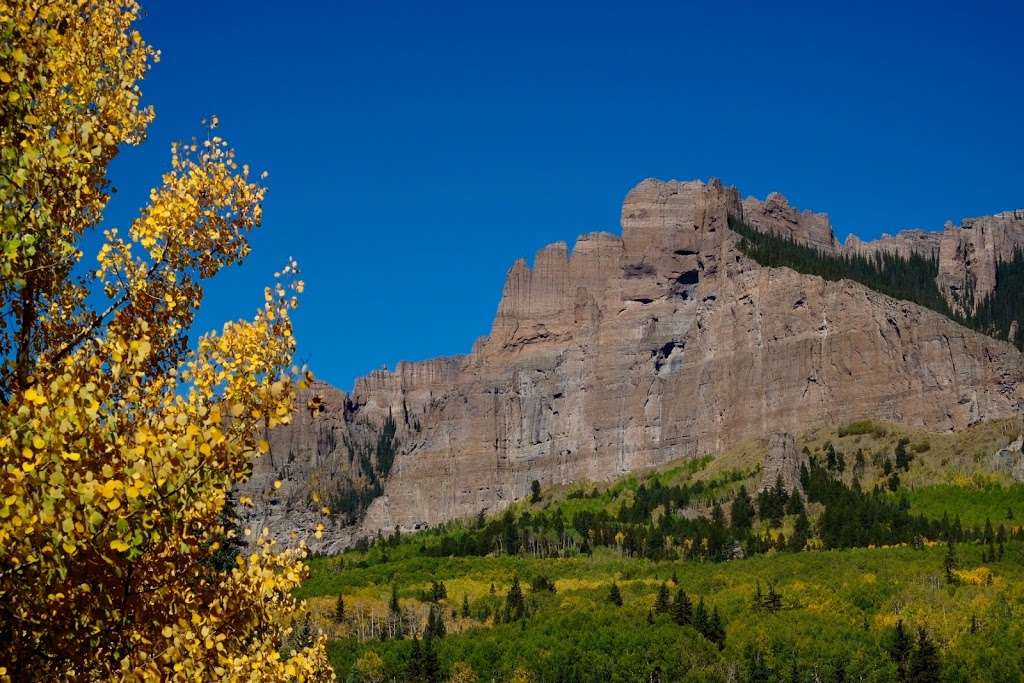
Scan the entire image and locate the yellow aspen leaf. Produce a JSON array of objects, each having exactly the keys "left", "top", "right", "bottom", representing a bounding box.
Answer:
[{"left": 109, "top": 539, "right": 129, "bottom": 552}]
